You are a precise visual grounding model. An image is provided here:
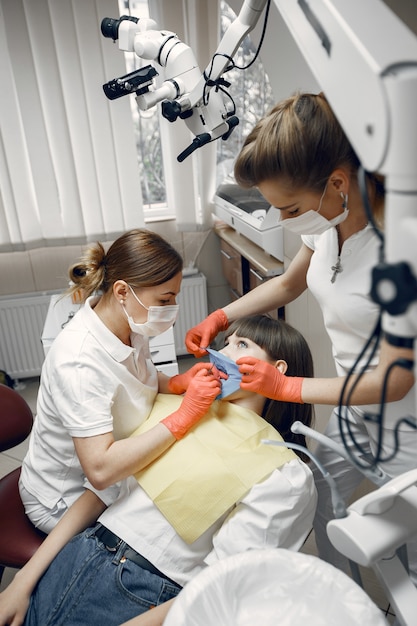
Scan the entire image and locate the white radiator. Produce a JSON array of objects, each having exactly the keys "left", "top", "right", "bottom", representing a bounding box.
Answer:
[
  {"left": 174, "top": 273, "right": 208, "bottom": 356},
  {"left": 0, "top": 291, "right": 56, "bottom": 379},
  {"left": 0, "top": 274, "right": 207, "bottom": 378}
]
